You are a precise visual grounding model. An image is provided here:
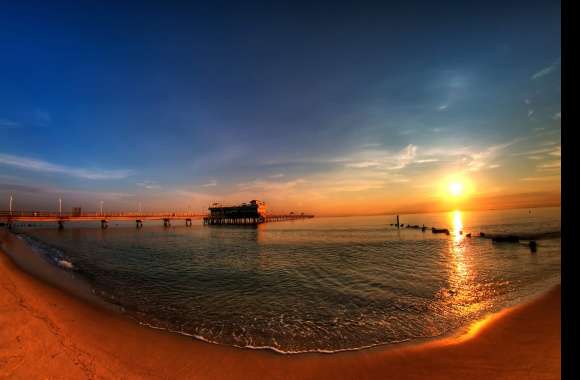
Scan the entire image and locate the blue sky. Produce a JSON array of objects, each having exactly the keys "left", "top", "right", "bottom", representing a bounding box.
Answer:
[{"left": 0, "top": 1, "right": 561, "bottom": 215}]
